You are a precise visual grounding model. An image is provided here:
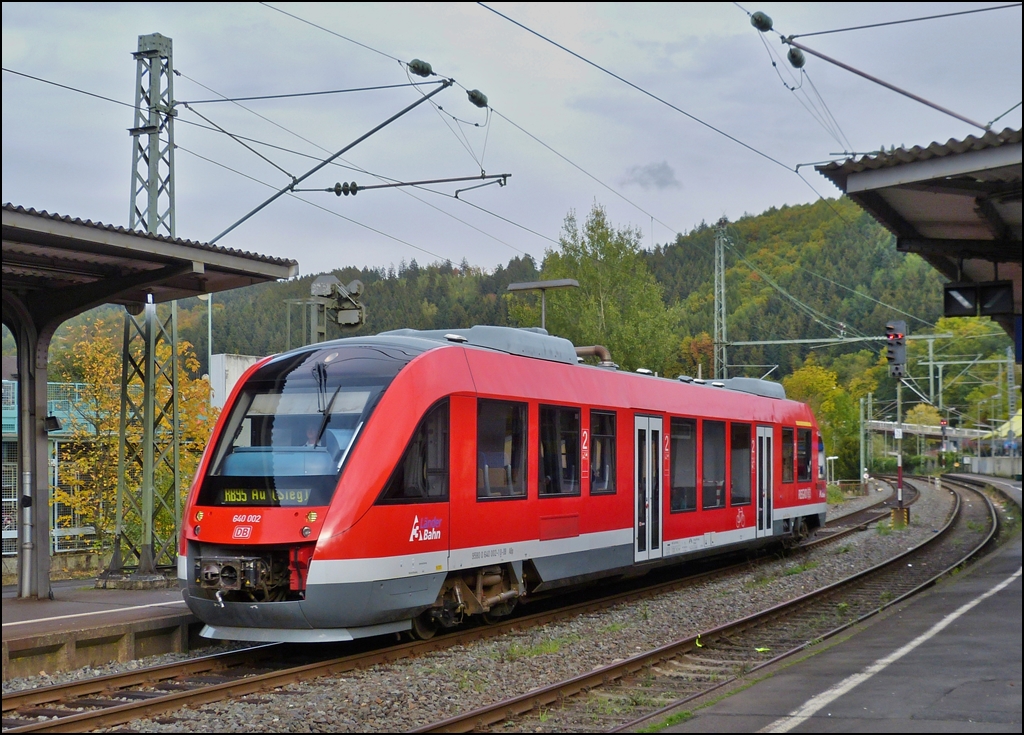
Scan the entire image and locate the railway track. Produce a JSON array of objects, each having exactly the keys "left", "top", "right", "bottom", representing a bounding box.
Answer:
[
  {"left": 0, "top": 477, "right": 925, "bottom": 734},
  {"left": 411, "top": 475, "right": 999, "bottom": 733},
  {"left": 801, "top": 476, "right": 909, "bottom": 548}
]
